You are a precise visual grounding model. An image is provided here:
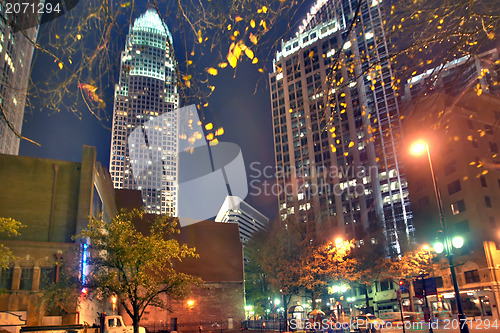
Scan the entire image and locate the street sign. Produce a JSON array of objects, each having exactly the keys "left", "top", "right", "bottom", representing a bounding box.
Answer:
[
  {"left": 413, "top": 279, "right": 424, "bottom": 298},
  {"left": 424, "top": 277, "right": 437, "bottom": 295}
]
